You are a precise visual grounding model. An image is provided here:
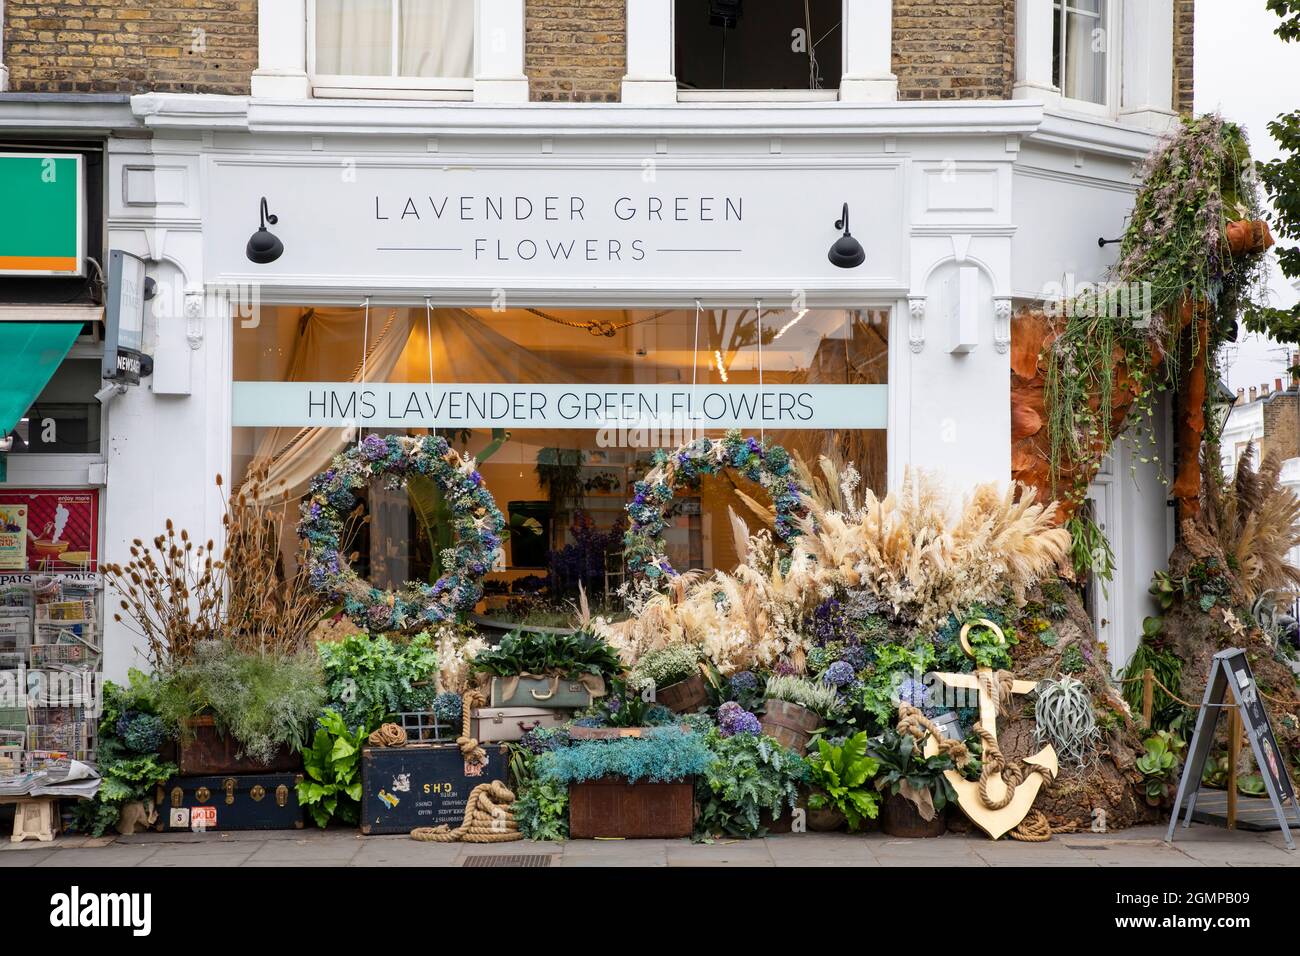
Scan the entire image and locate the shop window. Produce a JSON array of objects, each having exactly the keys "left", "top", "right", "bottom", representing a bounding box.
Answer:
[
  {"left": 232, "top": 305, "right": 889, "bottom": 616},
  {"left": 1052, "top": 0, "right": 1111, "bottom": 106},
  {"left": 674, "top": 0, "right": 842, "bottom": 96},
  {"left": 3, "top": 359, "right": 101, "bottom": 456},
  {"left": 309, "top": 0, "right": 474, "bottom": 98}
]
